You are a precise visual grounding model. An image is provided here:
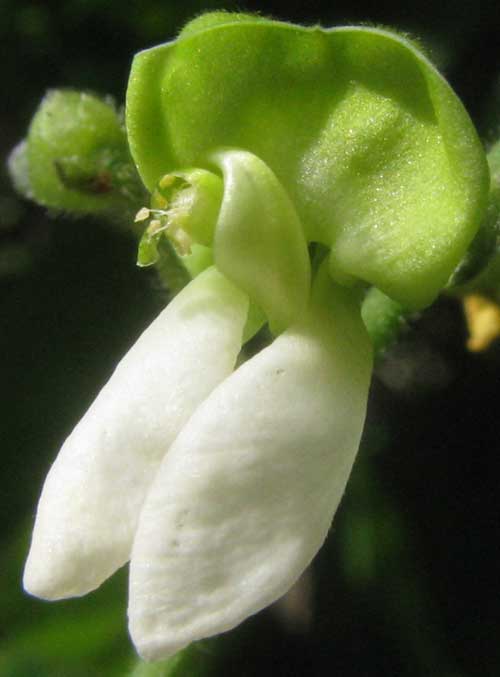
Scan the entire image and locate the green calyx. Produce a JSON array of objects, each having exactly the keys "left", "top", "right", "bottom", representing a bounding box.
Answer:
[{"left": 127, "top": 12, "right": 489, "bottom": 313}]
